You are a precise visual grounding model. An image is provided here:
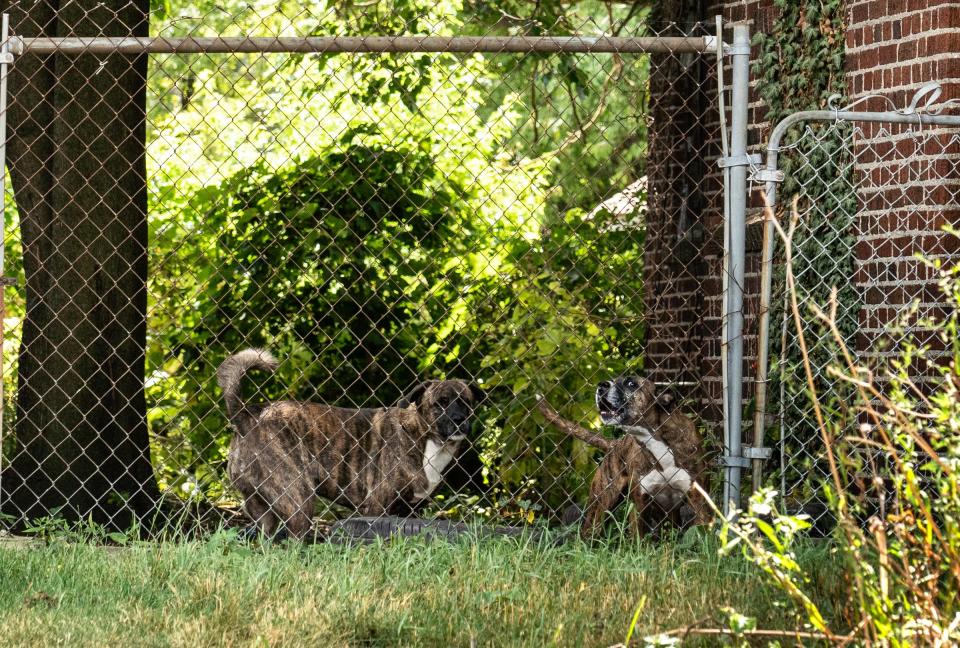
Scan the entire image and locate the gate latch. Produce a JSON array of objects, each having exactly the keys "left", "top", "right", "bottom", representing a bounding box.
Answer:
[
  {"left": 718, "top": 446, "right": 772, "bottom": 468},
  {"left": 718, "top": 455, "right": 750, "bottom": 468},
  {"left": 750, "top": 168, "right": 784, "bottom": 183}
]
